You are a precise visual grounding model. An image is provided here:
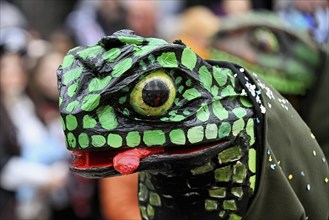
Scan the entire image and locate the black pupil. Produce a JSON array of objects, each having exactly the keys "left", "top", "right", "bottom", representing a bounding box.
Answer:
[{"left": 142, "top": 79, "right": 169, "bottom": 107}]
